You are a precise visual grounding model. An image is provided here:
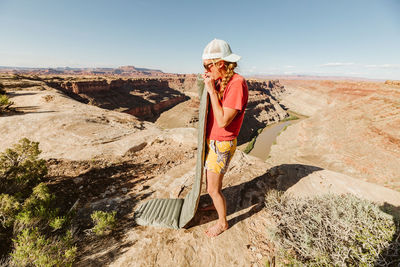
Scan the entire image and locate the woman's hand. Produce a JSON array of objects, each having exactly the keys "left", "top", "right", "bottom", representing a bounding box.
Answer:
[{"left": 202, "top": 73, "right": 216, "bottom": 95}]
